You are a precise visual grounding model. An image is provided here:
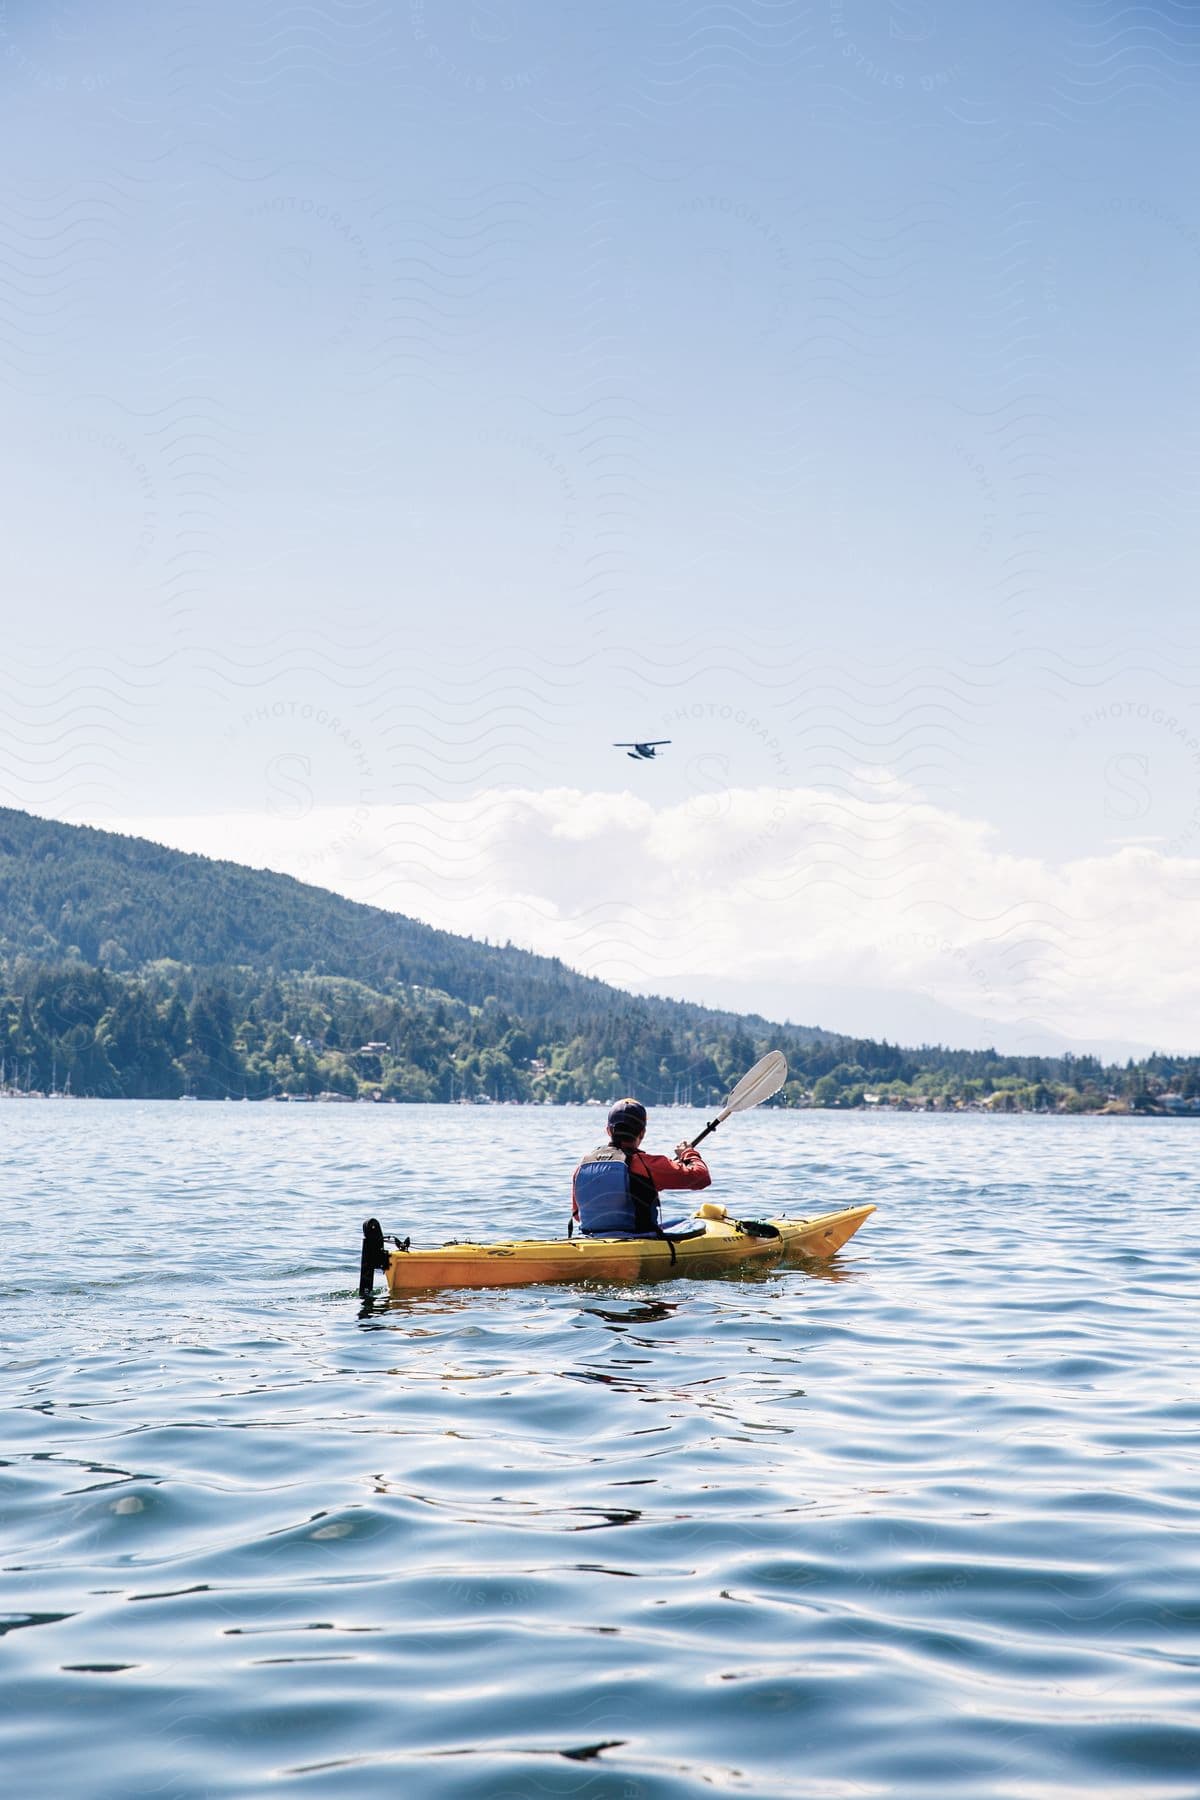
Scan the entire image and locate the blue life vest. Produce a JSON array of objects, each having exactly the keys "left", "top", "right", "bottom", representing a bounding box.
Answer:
[{"left": 573, "top": 1144, "right": 661, "bottom": 1237}]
